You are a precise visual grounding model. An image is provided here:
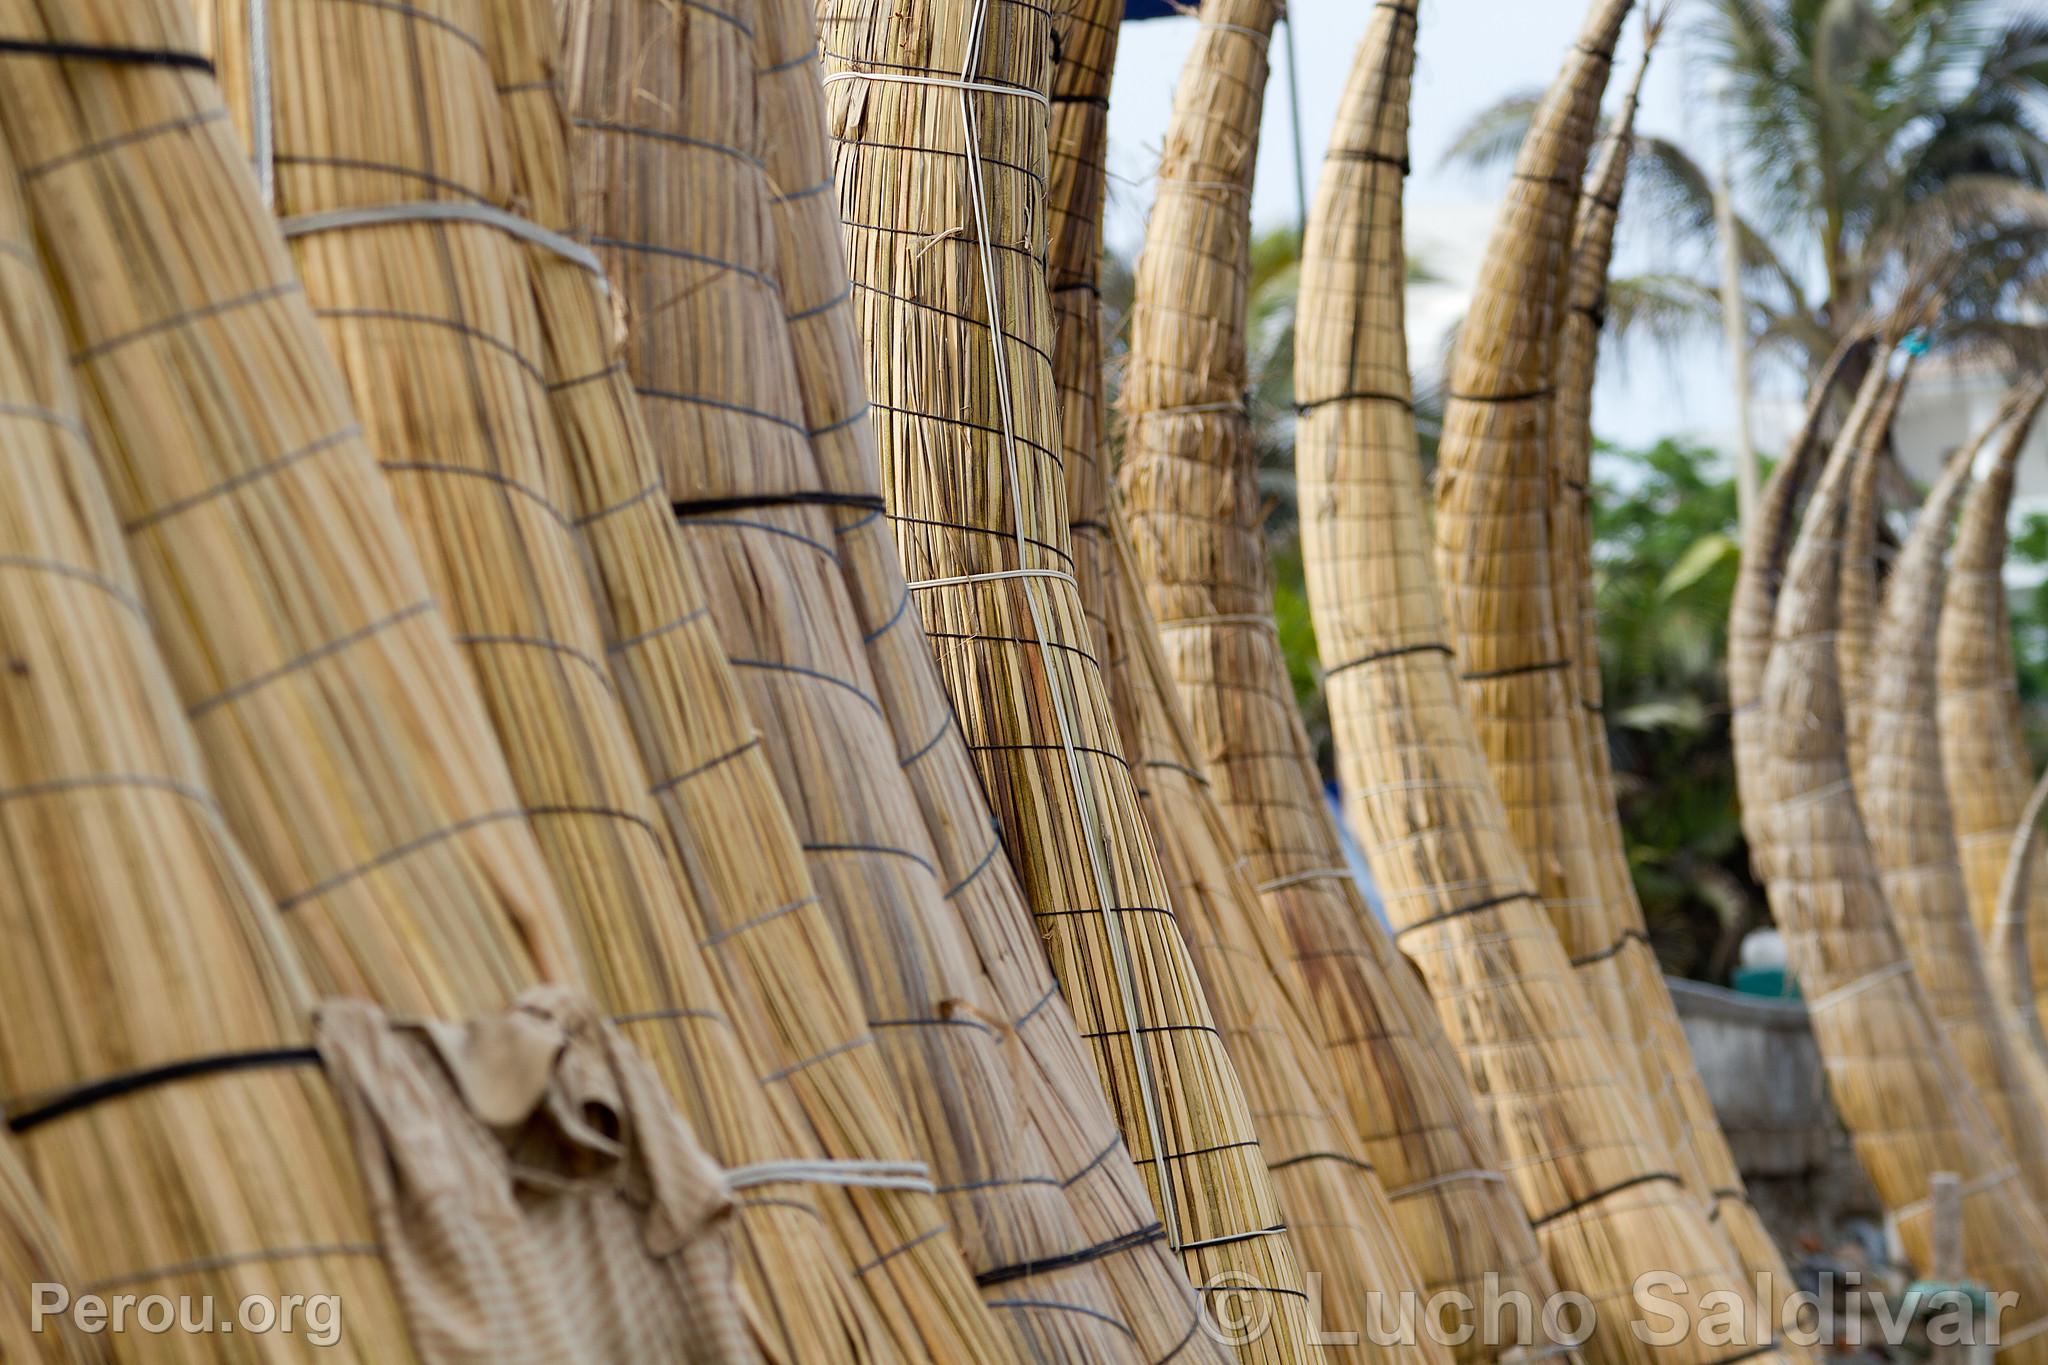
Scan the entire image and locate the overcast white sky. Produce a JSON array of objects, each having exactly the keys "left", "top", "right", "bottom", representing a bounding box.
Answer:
[{"left": 1104, "top": 0, "right": 1770, "bottom": 455}]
